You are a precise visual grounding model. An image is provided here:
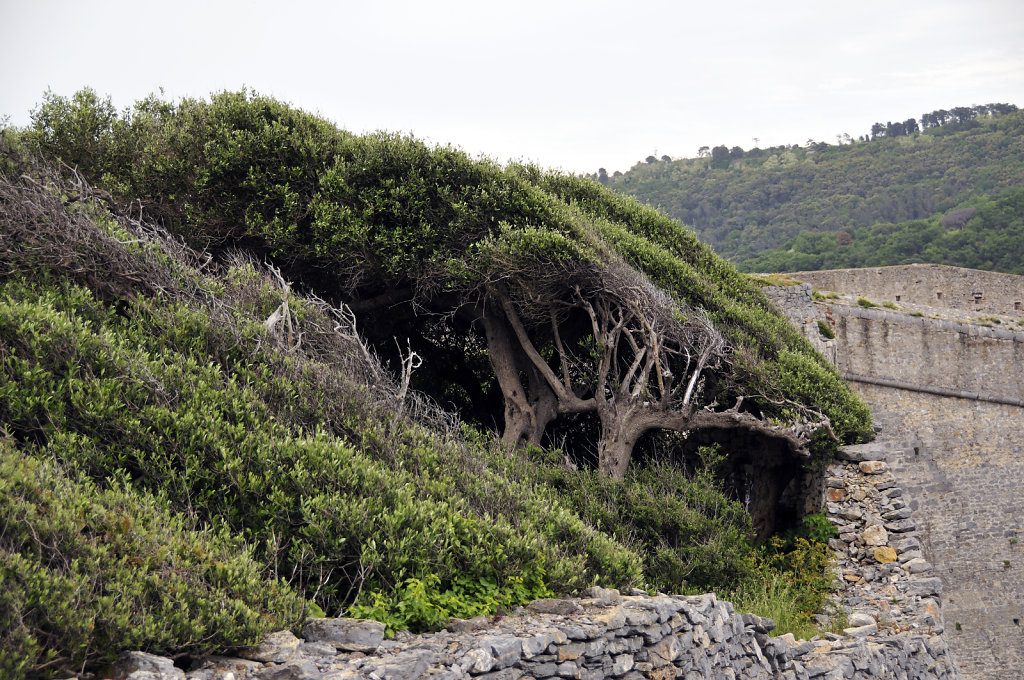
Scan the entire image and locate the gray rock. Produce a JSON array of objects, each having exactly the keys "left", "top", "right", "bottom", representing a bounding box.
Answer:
[
  {"left": 883, "top": 507, "right": 913, "bottom": 521},
  {"left": 837, "top": 443, "right": 887, "bottom": 462},
  {"left": 610, "top": 653, "right": 634, "bottom": 676},
  {"left": 191, "top": 656, "right": 263, "bottom": 677},
  {"left": 848, "top": 612, "right": 876, "bottom": 627},
  {"left": 476, "top": 668, "right": 525, "bottom": 680},
  {"left": 302, "top": 617, "right": 385, "bottom": 652},
  {"left": 846, "top": 619, "right": 882, "bottom": 638},
  {"left": 581, "top": 586, "right": 622, "bottom": 605},
  {"left": 524, "top": 661, "right": 558, "bottom": 678},
  {"left": 801, "top": 654, "right": 838, "bottom": 678},
  {"left": 527, "top": 598, "right": 583, "bottom": 616},
  {"left": 376, "top": 653, "right": 432, "bottom": 680},
  {"left": 892, "top": 536, "right": 920, "bottom": 552},
  {"left": 297, "top": 641, "right": 337, "bottom": 659},
  {"left": 463, "top": 647, "right": 496, "bottom": 674},
  {"left": 113, "top": 652, "right": 184, "bottom": 680},
  {"left": 885, "top": 518, "right": 917, "bottom": 533},
  {"left": 555, "top": 661, "right": 582, "bottom": 678},
  {"left": 239, "top": 630, "right": 301, "bottom": 663},
  {"left": 447, "top": 615, "right": 490, "bottom": 633},
  {"left": 622, "top": 607, "right": 658, "bottom": 627},
  {"left": 482, "top": 635, "right": 523, "bottom": 669},
  {"left": 906, "top": 558, "right": 933, "bottom": 573},
  {"left": 521, "top": 631, "right": 561, "bottom": 659},
  {"left": 254, "top": 660, "right": 321, "bottom": 680}
]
